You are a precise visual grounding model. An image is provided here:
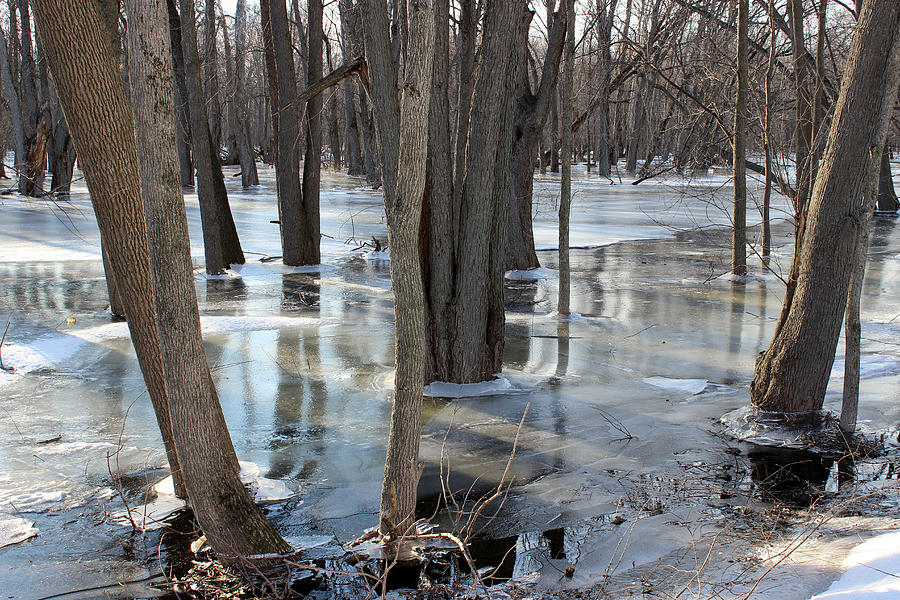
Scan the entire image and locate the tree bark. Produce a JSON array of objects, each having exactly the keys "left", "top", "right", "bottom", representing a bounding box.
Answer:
[
  {"left": 558, "top": 0, "right": 574, "bottom": 314},
  {"left": 233, "top": 0, "right": 259, "bottom": 187},
  {"left": 339, "top": 0, "right": 363, "bottom": 176},
  {"left": 362, "top": 0, "right": 433, "bottom": 539},
  {"left": 123, "top": 0, "right": 290, "bottom": 556},
  {"left": 174, "top": 0, "right": 245, "bottom": 274},
  {"left": 876, "top": 145, "right": 898, "bottom": 212},
  {"left": 750, "top": 0, "right": 900, "bottom": 413},
  {"left": 301, "top": 0, "right": 323, "bottom": 264},
  {"left": 166, "top": 0, "right": 193, "bottom": 188},
  {"left": 0, "top": 27, "right": 25, "bottom": 187},
  {"left": 732, "top": 0, "right": 748, "bottom": 276},
  {"left": 32, "top": 0, "right": 189, "bottom": 501},
  {"left": 203, "top": 0, "right": 222, "bottom": 151},
  {"left": 17, "top": 0, "right": 41, "bottom": 196}
]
